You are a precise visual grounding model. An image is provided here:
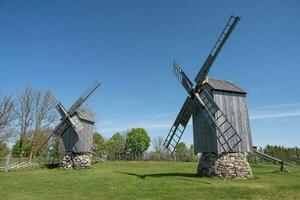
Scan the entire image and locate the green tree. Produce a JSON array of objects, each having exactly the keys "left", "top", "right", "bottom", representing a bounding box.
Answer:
[
  {"left": 175, "top": 142, "right": 188, "bottom": 161},
  {"left": 263, "top": 145, "right": 300, "bottom": 163},
  {"left": 106, "top": 133, "right": 126, "bottom": 160},
  {"left": 93, "top": 132, "right": 107, "bottom": 157},
  {"left": 48, "top": 136, "right": 60, "bottom": 162},
  {"left": 152, "top": 136, "right": 168, "bottom": 160},
  {"left": 188, "top": 144, "right": 197, "bottom": 161},
  {"left": 12, "top": 139, "right": 31, "bottom": 158},
  {"left": 125, "top": 128, "right": 150, "bottom": 160},
  {"left": 11, "top": 129, "right": 52, "bottom": 160},
  {"left": 0, "top": 141, "right": 9, "bottom": 157}
]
